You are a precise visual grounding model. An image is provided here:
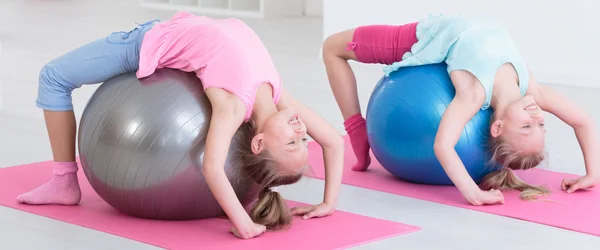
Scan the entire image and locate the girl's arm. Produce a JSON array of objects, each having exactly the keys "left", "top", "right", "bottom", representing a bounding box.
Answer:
[
  {"left": 434, "top": 78, "right": 504, "bottom": 205},
  {"left": 277, "top": 88, "right": 345, "bottom": 208},
  {"left": 529, "top": 77, "right": 600, "bottom": 181},
  {"left": 202, "top": 88, "right": 262, "bottom": 238}
]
